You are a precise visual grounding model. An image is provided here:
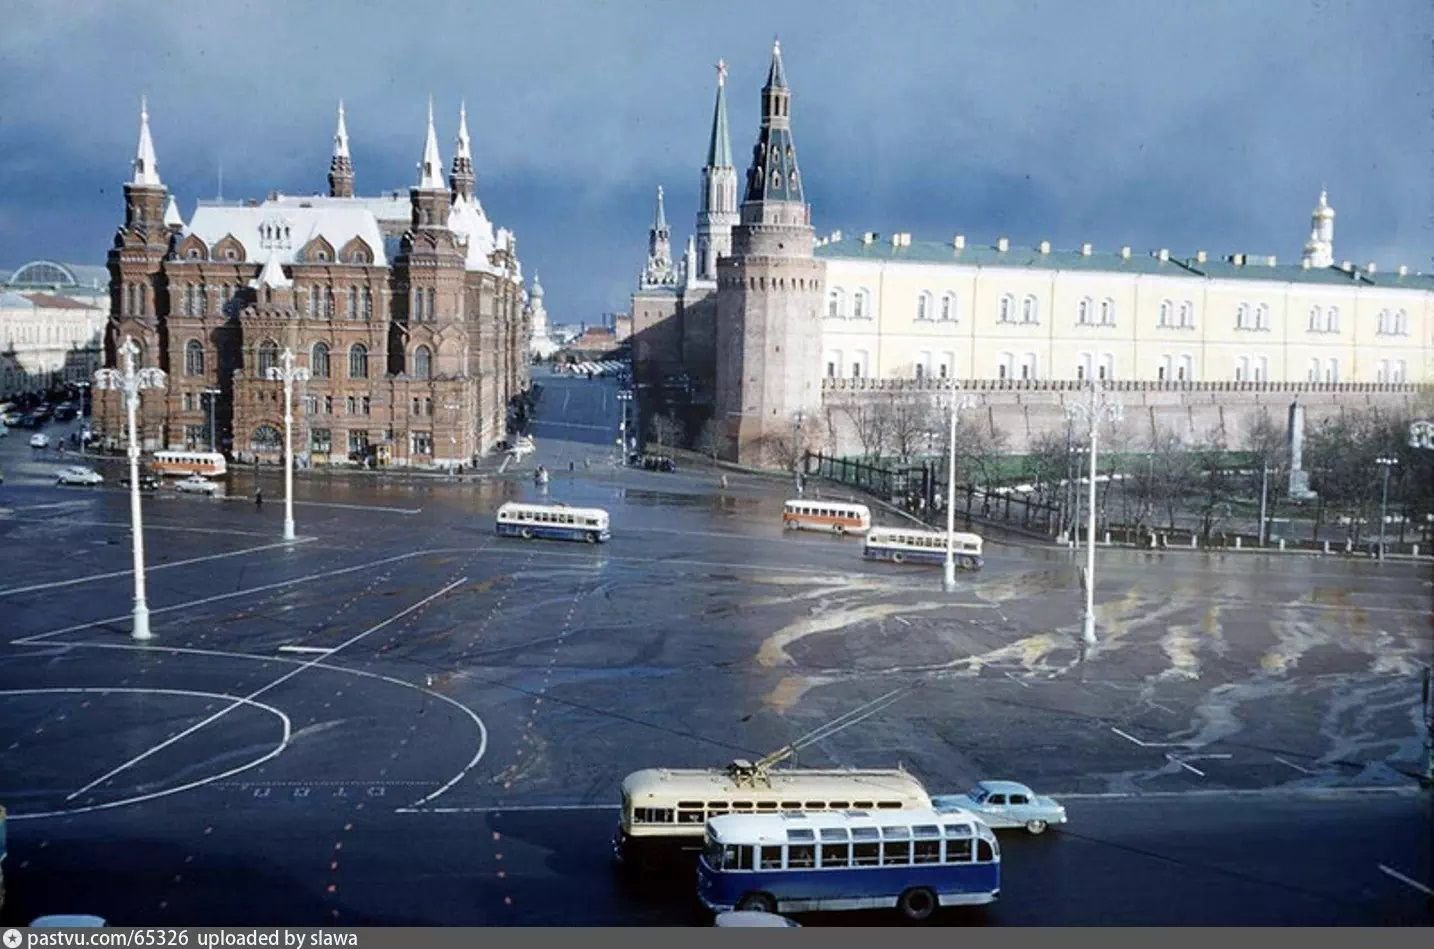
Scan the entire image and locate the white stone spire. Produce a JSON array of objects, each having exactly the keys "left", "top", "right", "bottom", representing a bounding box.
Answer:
[
  {"left": 163, "top": 196, "right": 183, "bottom": 228},
  {"left": 1302, "top": 187, "right": 1335, "bottom": 268},
  {"left": 131, "top": 96, "right": 162, "bottom": 187},
  {"left": 250, "top": 253, "right": 292, "bottom": 290},
  {"left": 455, "top": 100, "right": 471, "bottom": 161},
  {"left": 417, "top": 97, "right": 444, "bottom": 189},
  {"left": 334, "top": 100, "right": 350, "bottom": 159}
]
